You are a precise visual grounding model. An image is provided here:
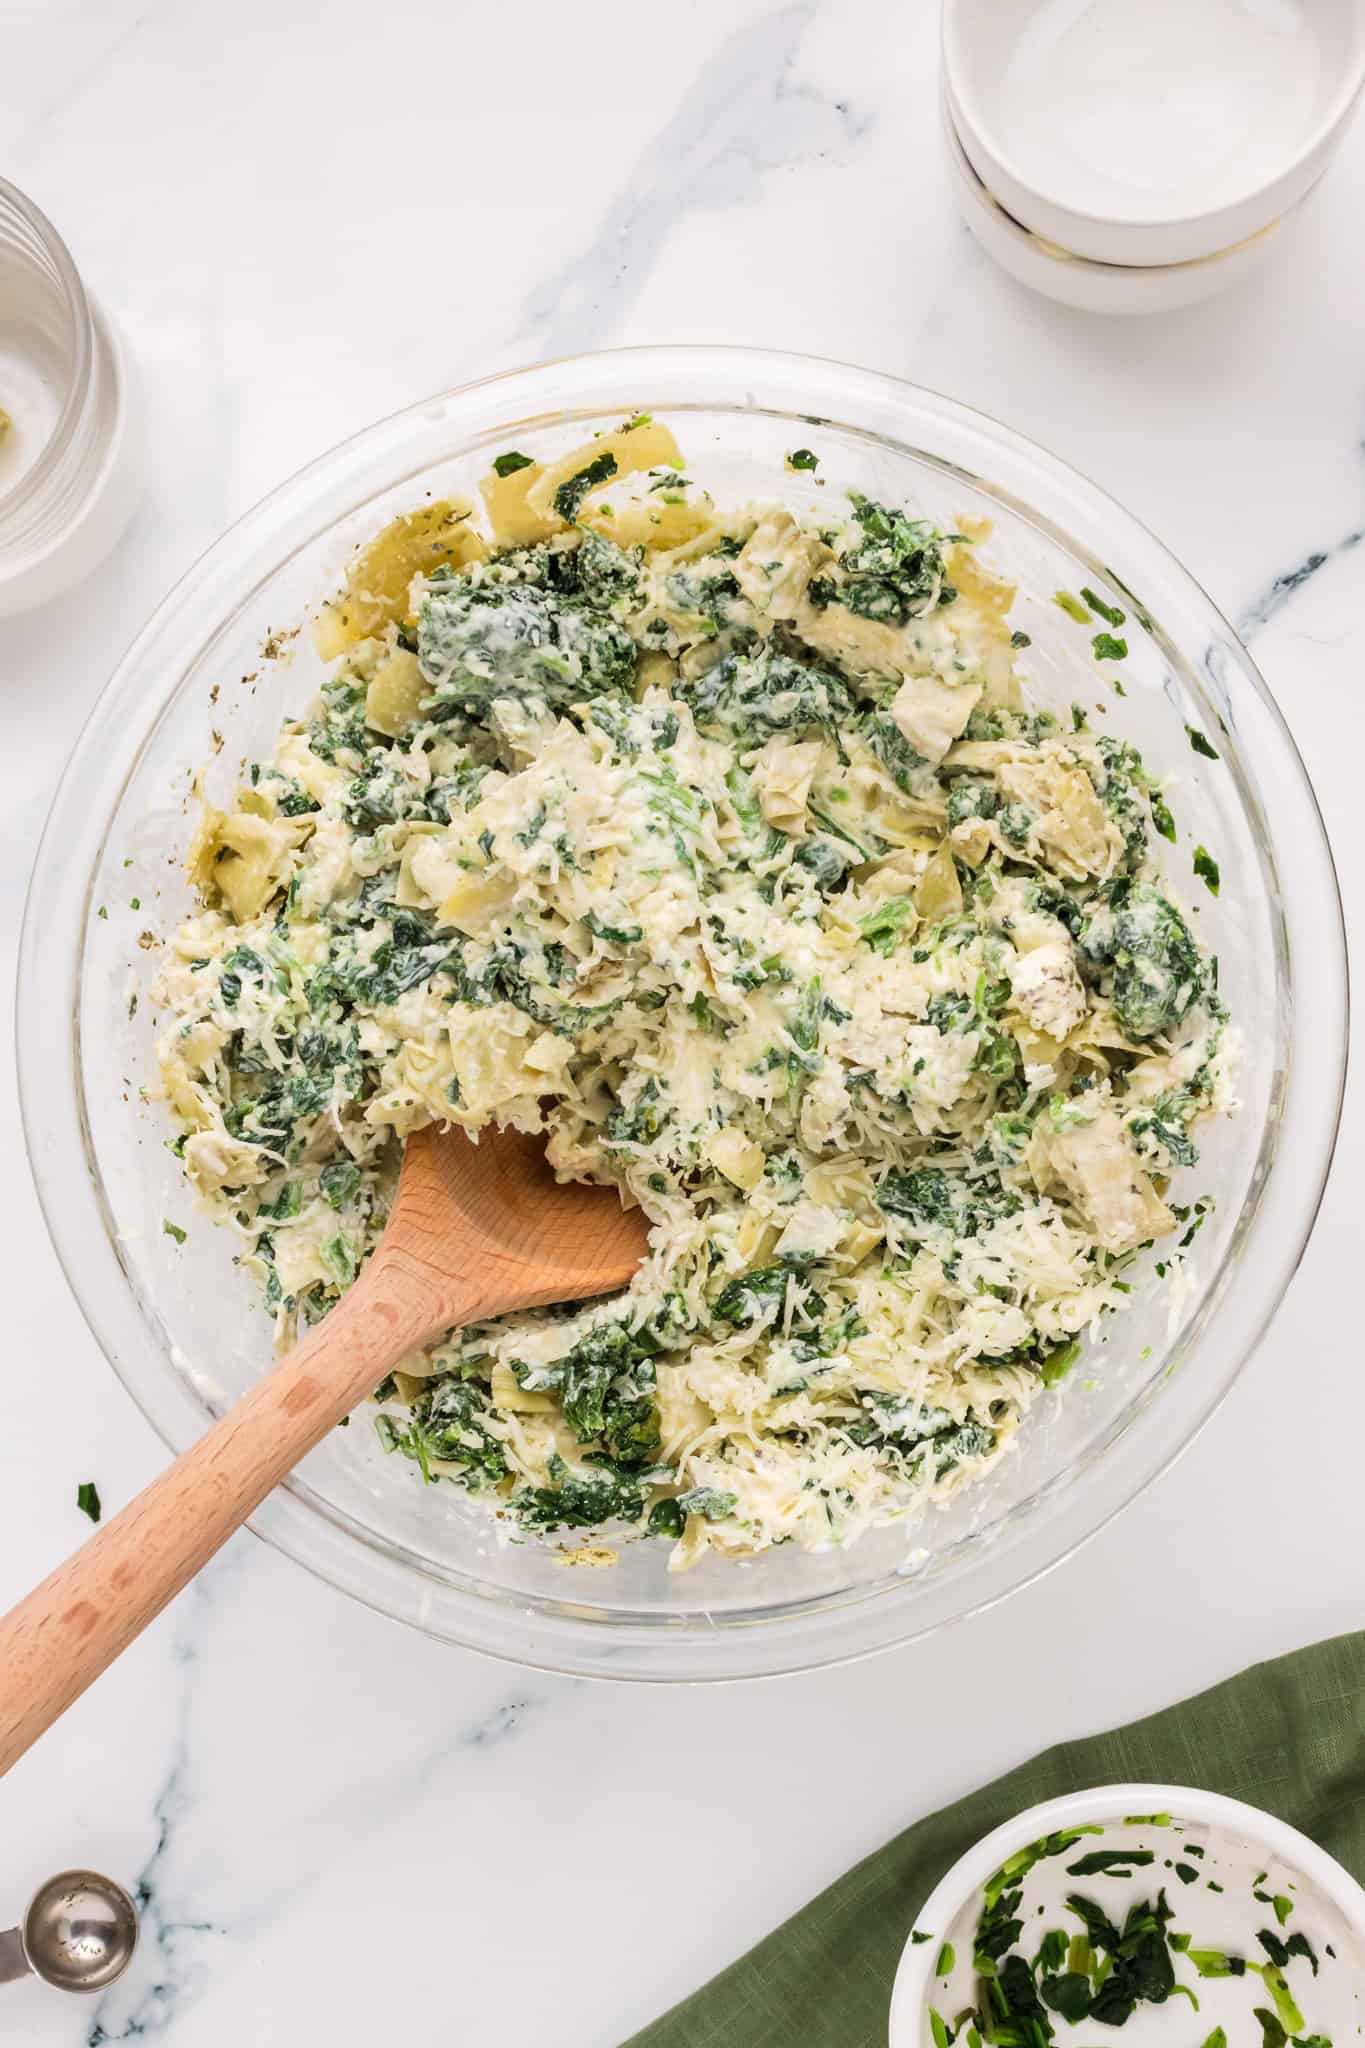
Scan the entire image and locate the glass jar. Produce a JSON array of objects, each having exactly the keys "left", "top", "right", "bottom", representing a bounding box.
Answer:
[{"left": 0, "top": 176, "right": 140, "bottom": 615}]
